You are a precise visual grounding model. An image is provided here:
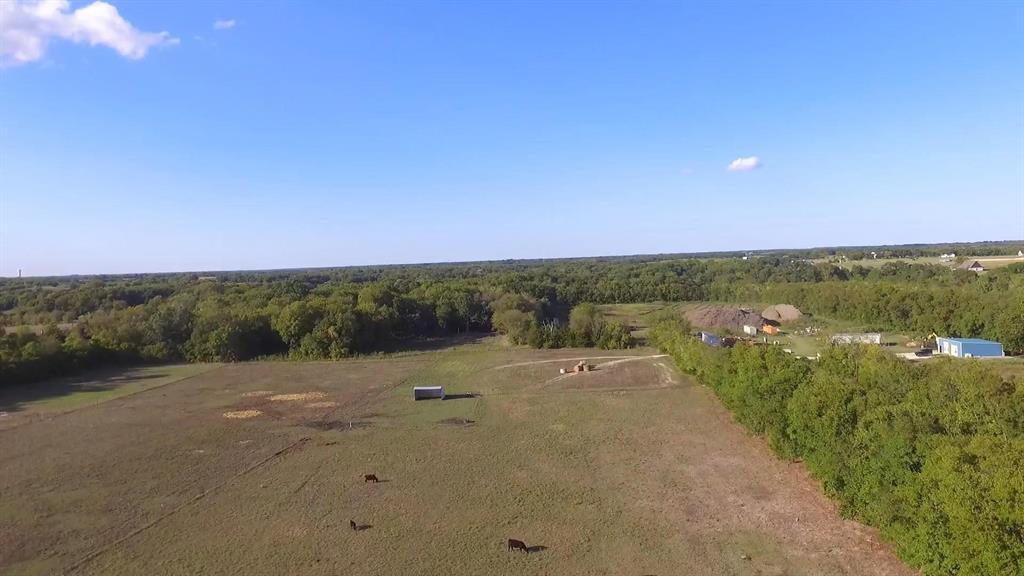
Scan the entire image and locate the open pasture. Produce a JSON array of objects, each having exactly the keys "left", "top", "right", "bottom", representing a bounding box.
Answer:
[{"left": 0, "top": 344, "right": 911, "bottom": 576}]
